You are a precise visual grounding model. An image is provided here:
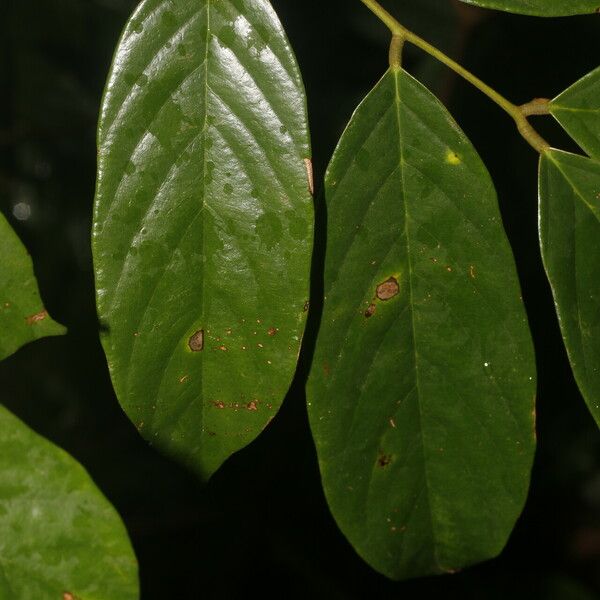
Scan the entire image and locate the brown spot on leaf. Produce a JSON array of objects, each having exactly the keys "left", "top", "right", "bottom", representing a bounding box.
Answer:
[
  {"left": 377, "top": 454, "right": 392, "bottom": 468},
  {"left": 268, "top": 327, "right": 278, "bottom": 336},
  {"left": 303, "top": 300, "right": 310, "bottom": 312},
  {"left": 364, "top": 303, "right": 376, "bottom": 318},
  {"left": 179, "top": 375, "right": 189, "bottom": 384},
  {"left": 247, "top": 400, "right": 258, "bottom": 411},
  {"left": 217, "top": 345, "right": 227, "bottom": 351},
  {"left": 63, "top": 593, "right": 75, "bottom": 600},
  {"left": 188, "top": 329, "right": 204, "bottom": 352},
  {"left": 376, "top": 277, "right": 399, "bottom": 301},
  {"left": 213, "top": 401, "right": 225, "bottom": 409},
  {"left": 26, "top": 309, "right": 48, "bottom": 325},
  {"left": 304, "top": 158, "right": 314, "bottom": 195}
]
